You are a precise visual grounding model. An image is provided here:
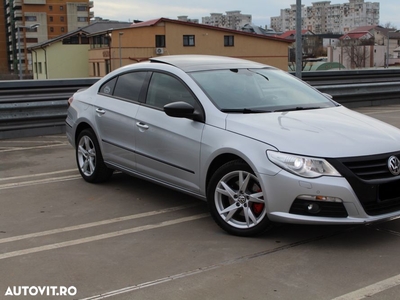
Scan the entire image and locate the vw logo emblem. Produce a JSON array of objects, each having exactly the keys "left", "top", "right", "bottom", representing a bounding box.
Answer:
[{"left": 388, "top": 156, "right": 400, "bottom": 176}]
